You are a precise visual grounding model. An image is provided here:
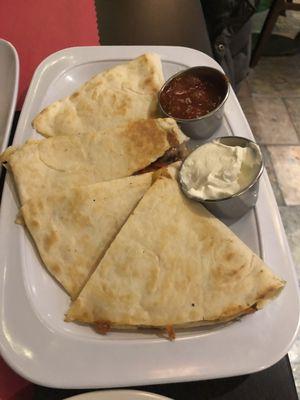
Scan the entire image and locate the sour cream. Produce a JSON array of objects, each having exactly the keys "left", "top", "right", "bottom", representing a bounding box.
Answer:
[{"left": 180, "top": 140, "right": 261, "bottom": 200}]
